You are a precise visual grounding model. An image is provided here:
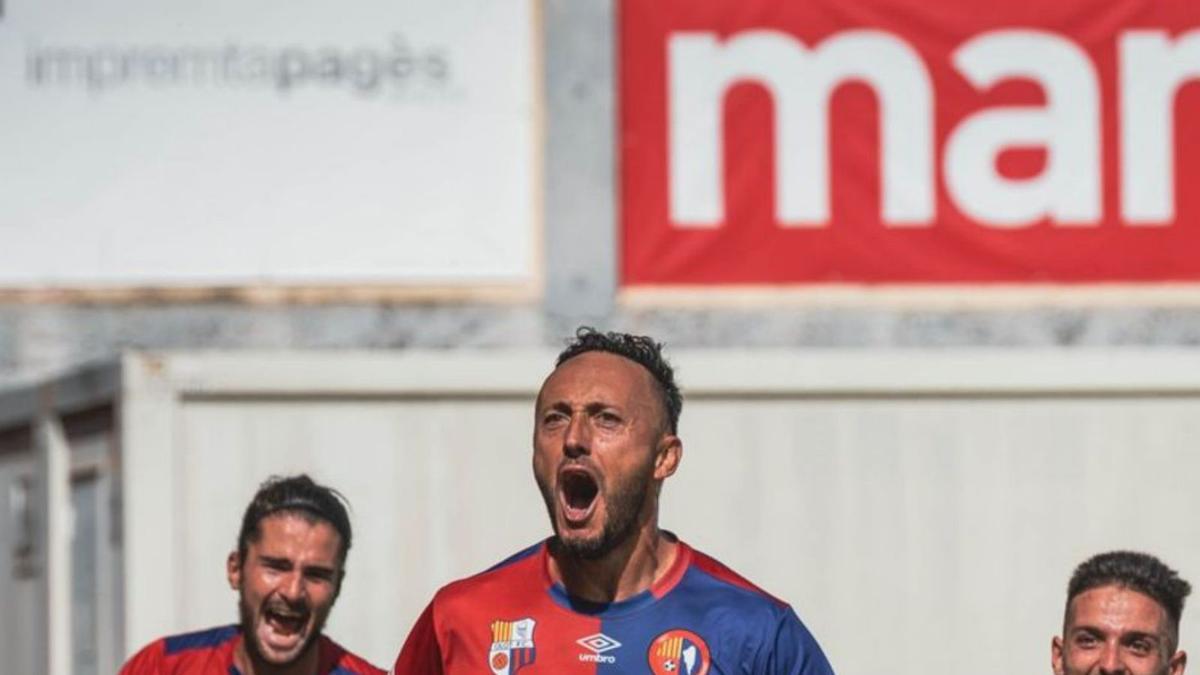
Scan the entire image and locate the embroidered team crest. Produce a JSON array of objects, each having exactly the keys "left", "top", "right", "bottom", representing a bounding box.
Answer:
[
  {"left": 648, "top": 629, "right": 710, "bottom": 675},
  {"left": 488, "top": 617, "right": 537, "bottom": 675}
]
